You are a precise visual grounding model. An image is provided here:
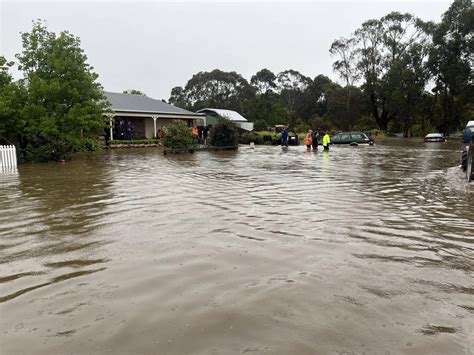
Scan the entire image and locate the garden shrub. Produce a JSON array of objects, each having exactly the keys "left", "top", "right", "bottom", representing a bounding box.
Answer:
[
  {"left": 210, "top": 117, "right": 239, "bottom": 147},
  {"left": 162, "top": 120, "right": 194, "bottom": 149},
  {"left": 110, "top": 139, "right": 159, "bottom": 145}
]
